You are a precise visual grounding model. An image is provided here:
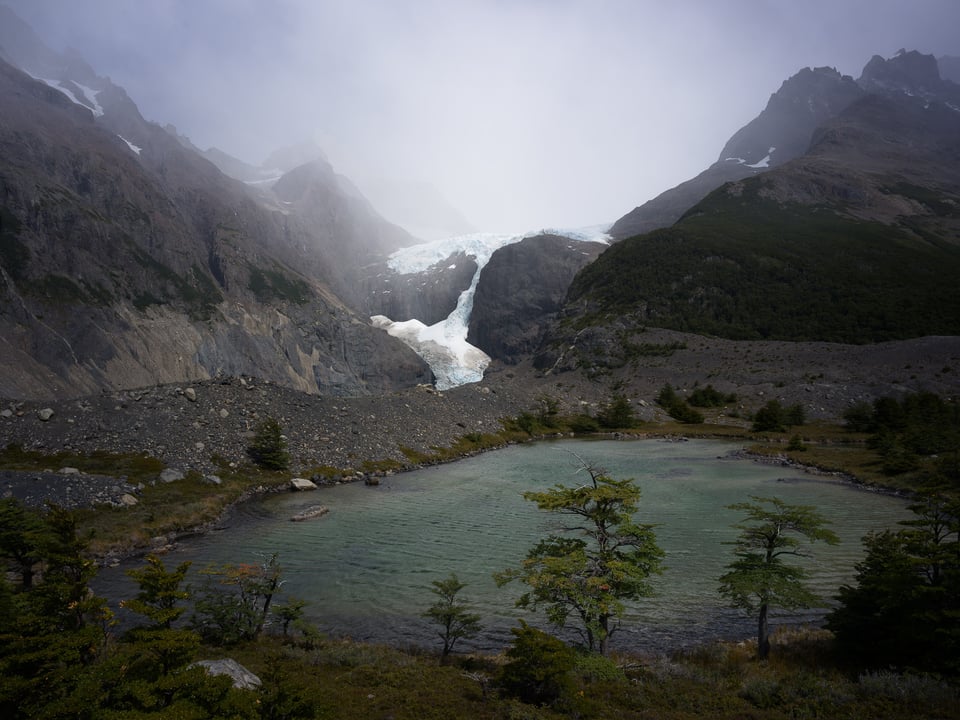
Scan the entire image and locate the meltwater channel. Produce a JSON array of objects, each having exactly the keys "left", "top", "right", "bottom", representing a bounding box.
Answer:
[{"left": 94, "top": 439, "right": 910, "bottom": 654}]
